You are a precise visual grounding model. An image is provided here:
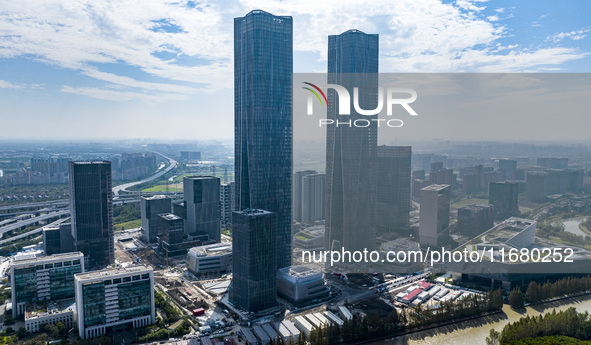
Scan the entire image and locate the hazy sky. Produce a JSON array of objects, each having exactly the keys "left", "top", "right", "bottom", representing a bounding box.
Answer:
[{"left": 1, "top": 0, "right": 590, "bottom": 141}]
